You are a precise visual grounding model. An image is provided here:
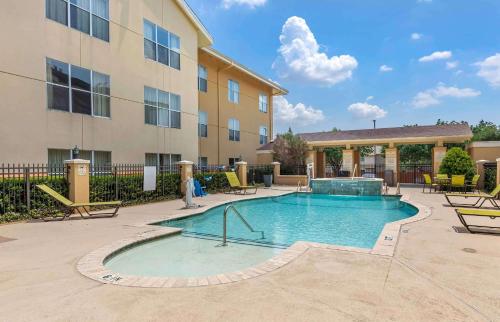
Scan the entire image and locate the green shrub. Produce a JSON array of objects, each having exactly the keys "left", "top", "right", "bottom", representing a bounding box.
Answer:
[
  {"left": 438, "top": 147, "right": 476, "bottom": 180},
  {"left": 484, "top": 167, "right": 497, "bottom": 192},
  {"left": 194, "top": 173, "right": 229, "bottom": 193}
]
